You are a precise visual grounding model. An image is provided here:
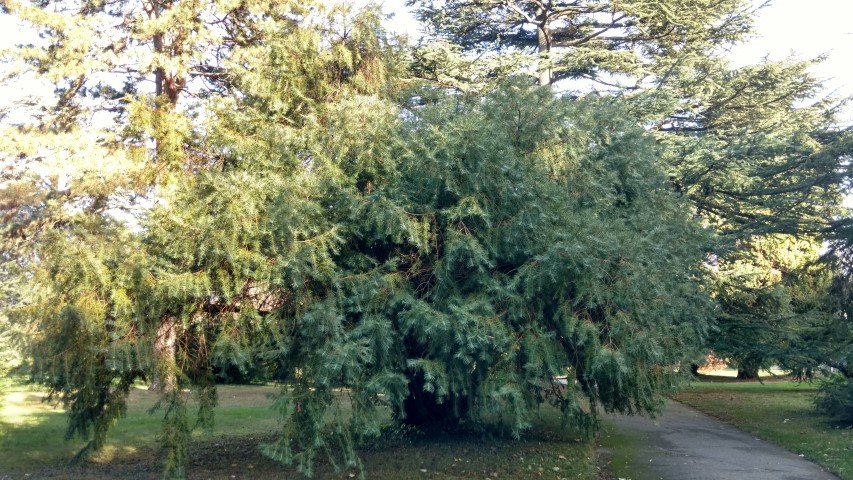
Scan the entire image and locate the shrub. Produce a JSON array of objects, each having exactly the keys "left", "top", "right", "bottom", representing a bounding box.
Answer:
[{"left": 815, "top": 373, "right": 853, "bottom": 425}]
